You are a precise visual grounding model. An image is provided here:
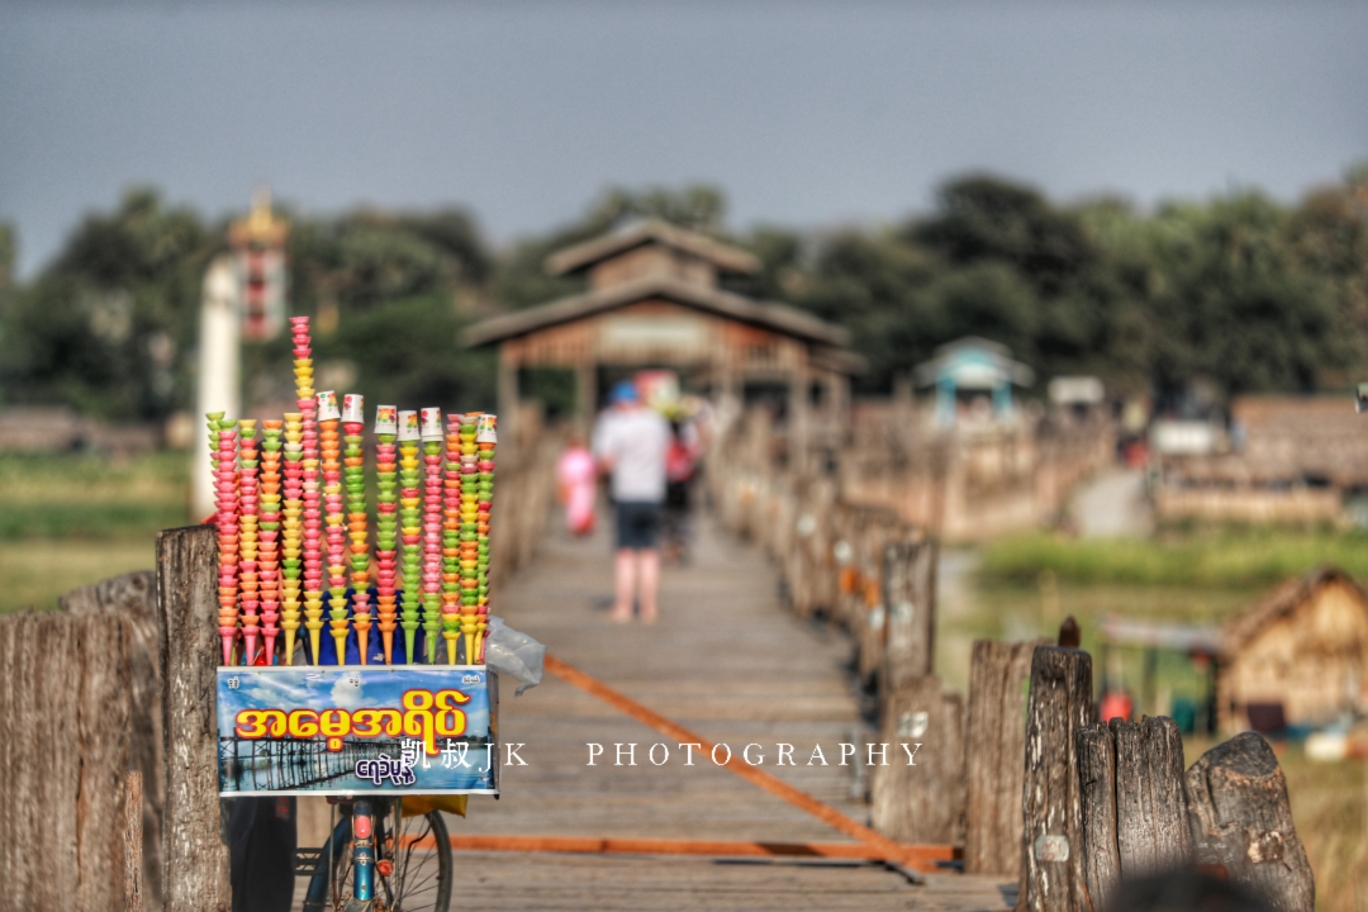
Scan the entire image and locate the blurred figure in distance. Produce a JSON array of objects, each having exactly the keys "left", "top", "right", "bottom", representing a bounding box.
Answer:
[
  {"left": 593, "top": 380, "right": 671, "bottom": 622},
  {"left": 555, "top": 429, "right": 597, "bottom": 536}
]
